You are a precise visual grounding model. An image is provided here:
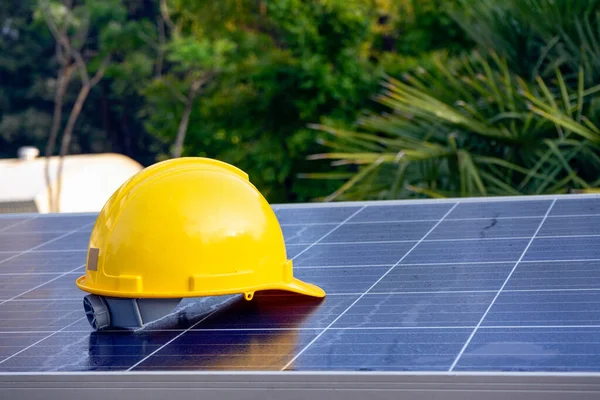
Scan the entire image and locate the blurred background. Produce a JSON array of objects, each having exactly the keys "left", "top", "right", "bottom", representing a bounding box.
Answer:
[{"left": 1, "top": 0, "right": 600, "bottom": 214}]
